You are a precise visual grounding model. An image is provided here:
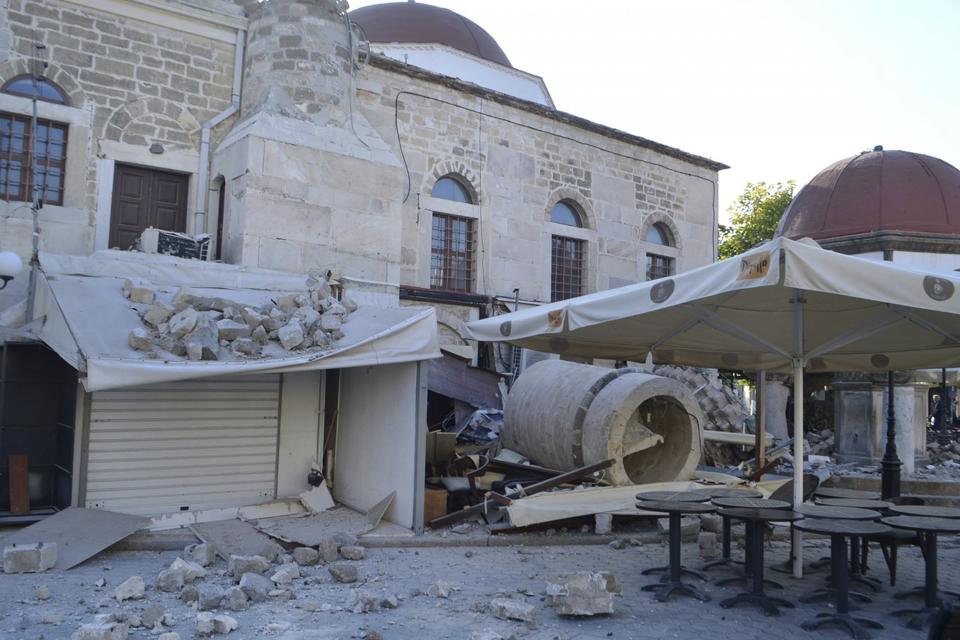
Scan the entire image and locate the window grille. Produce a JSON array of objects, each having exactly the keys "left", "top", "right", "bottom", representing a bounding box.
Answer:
[
  {"left": 551, "top": 235, "right": 585, "bottom": 301},
  {"left": 646, "top": 253, "right": 674, "bottom": 281},
  {"left": 430, "top": 213, "right": 475, "bottom": 292},
  {"left": 0, "top": 112, "right": 67, "bottom": 206}
]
